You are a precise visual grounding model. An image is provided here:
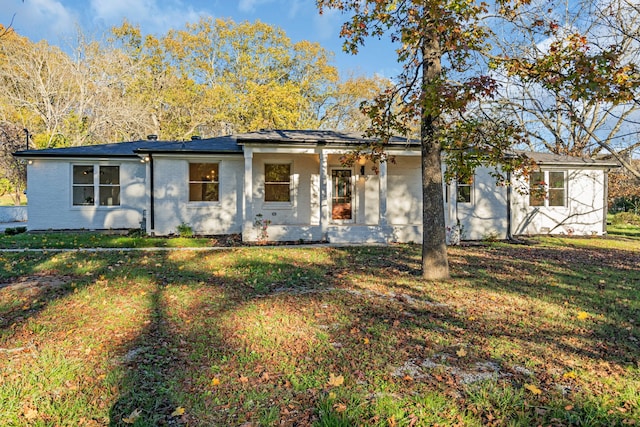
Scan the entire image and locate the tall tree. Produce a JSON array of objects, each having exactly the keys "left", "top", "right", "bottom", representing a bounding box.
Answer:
[
  {"left": 0, "top": 30, "right": 79, "bottom": 148},
  {"left": 316, "top": 0, "right": 527, "bottom": 280},
  {"left": 0, "top": 121, "right": 26, "bottom": 205},
  {"left": 489, "top": 0, "right": 640, "bottom": 179}
]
